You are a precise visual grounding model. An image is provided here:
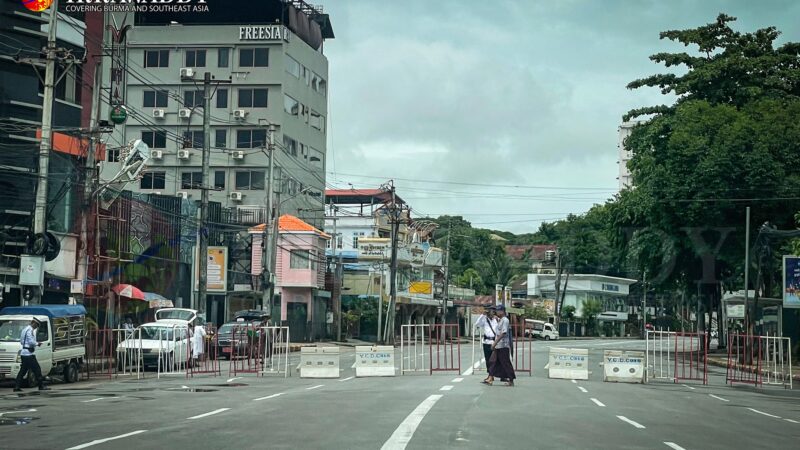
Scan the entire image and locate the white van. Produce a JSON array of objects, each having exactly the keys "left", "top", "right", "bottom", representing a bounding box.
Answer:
[
  {"left": 0, "top": 305, "right": 86, "bottom": 385},
  {"left": 116, "top": 308, "right": 198, "bottom": 370},
  {"left": 525, "top": 319, "right": 559, "bottom": 341}
]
